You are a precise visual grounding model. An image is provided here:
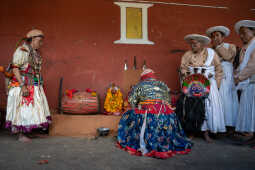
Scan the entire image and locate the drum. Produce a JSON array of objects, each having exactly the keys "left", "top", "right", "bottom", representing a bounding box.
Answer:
[{"left": 62, "top": 91, "right": 100, "bottom": 114}]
